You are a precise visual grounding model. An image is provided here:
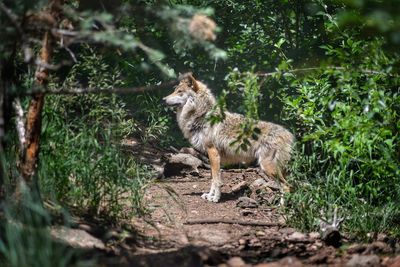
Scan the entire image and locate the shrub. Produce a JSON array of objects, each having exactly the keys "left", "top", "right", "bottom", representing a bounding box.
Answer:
[
  {"left": 39, "top": 46, "right": 153, "bottom": 219},
  {"left": 281, "top": 38, "right": 400, "bottom": 238}
]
